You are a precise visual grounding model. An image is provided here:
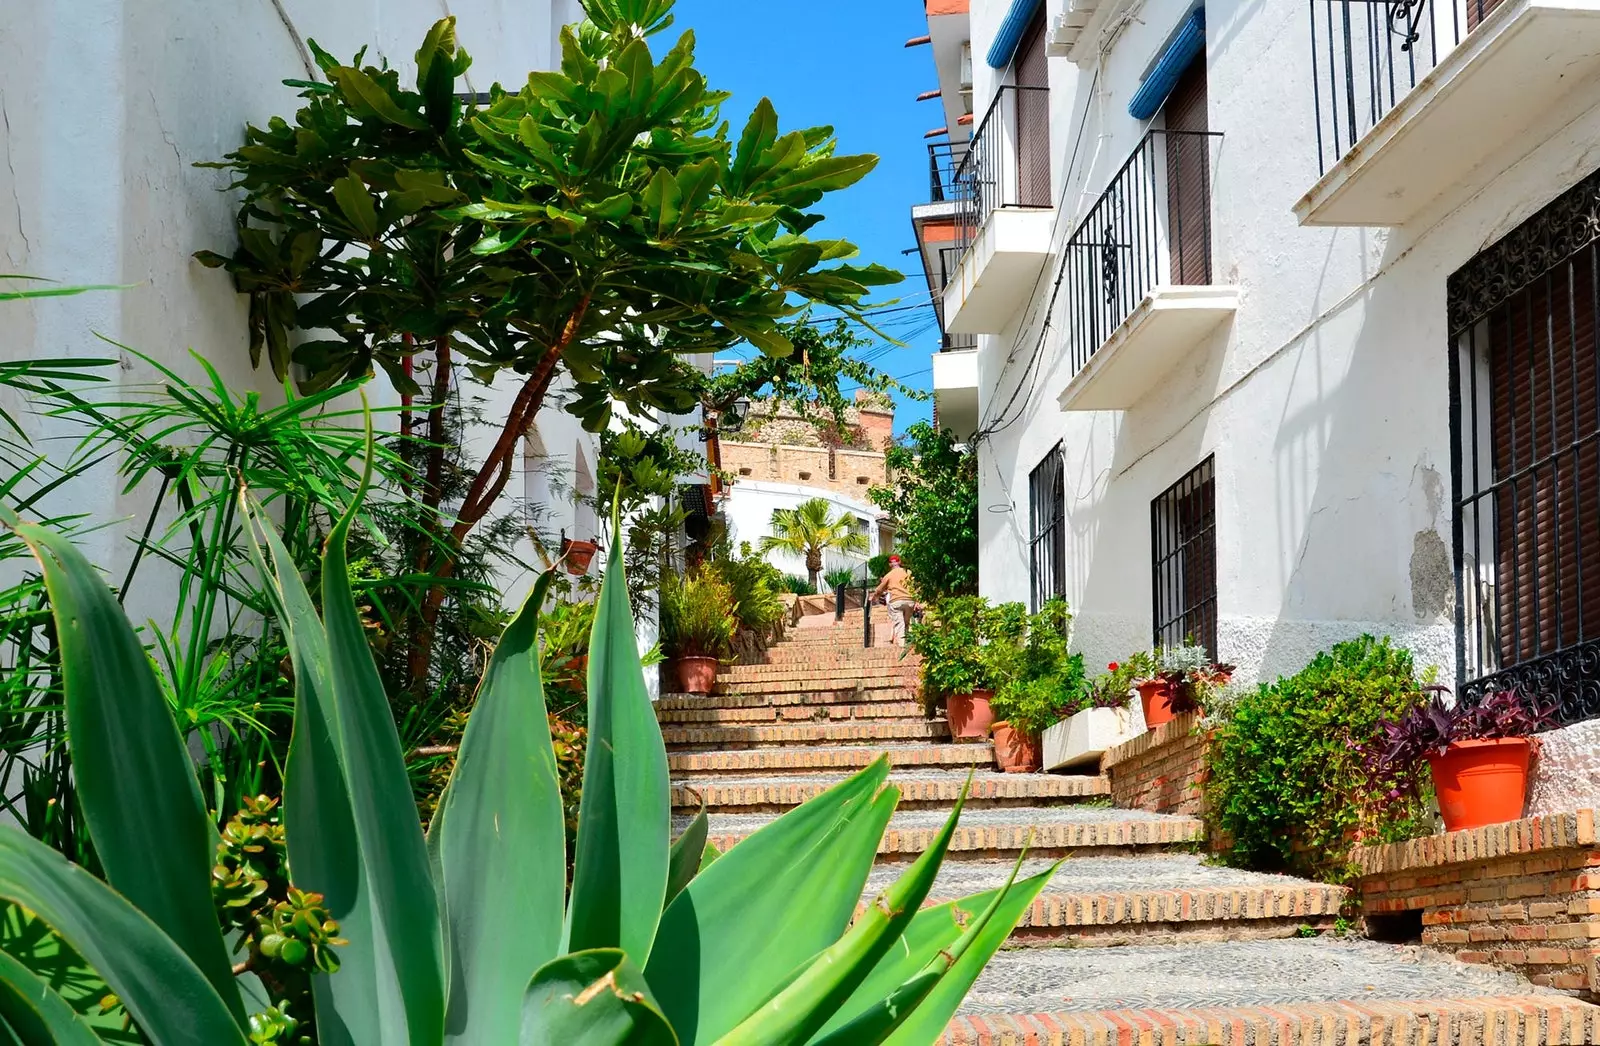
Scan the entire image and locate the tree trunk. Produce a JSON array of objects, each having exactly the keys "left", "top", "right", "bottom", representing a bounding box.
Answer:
[{"left": 807, "top": 549, "right": 822, "bottom": 591}]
